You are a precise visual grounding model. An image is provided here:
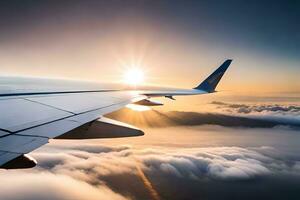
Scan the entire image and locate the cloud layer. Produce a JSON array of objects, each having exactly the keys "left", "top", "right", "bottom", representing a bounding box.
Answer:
[
  {"left": 2, "top": 140, "right": 300, "bottom": 200},
  {"left": 0, "top": 171, "right": 127, "bottom": 200},
  {"left": 1, "top": 101, "right": 300, "bottom": 200},
  {"left": 107, "top": 103, "right": 300, "bottom": 129},
  {"left": 35, "top": 143, "right": 300, "bottom": 181},
  {"left": 211, "top": 101, "right": 300, "bottom": 114}
]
